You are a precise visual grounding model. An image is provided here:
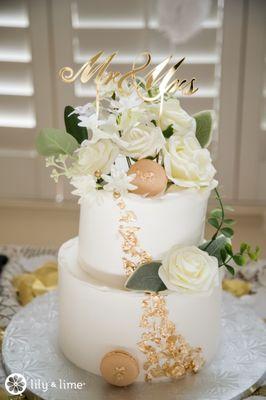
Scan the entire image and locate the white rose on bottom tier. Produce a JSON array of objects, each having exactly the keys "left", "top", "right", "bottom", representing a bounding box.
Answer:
[
  {"left": 74, "top": 139, "right": 119, "bottom": 175},
  {"left": 159, "top": 245, "right": 219, "bottom": 293},
  {"left": 121, "top": 123, "right": 165, "bottom": 159},
  {"left": 163, "top": 135, "right": 216, "bottom": 188}
]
